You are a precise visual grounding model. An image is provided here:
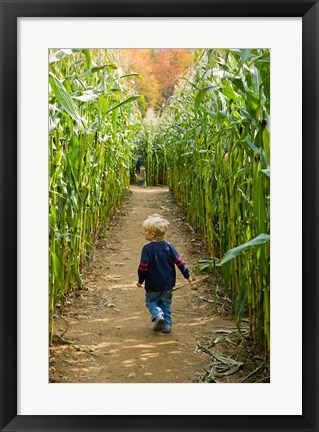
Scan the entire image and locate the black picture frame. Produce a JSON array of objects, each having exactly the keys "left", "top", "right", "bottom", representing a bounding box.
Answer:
[{"left": 1, "top": 1, "right": 318, "bottom": 431}]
